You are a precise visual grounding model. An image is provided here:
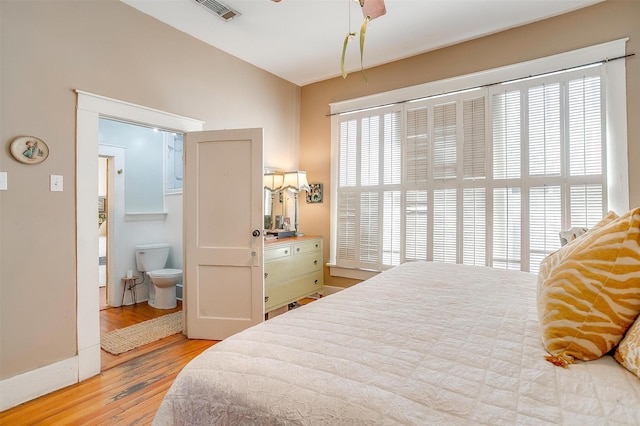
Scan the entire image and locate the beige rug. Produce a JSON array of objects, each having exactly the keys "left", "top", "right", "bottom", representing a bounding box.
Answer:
[{"left": 100, "top": 312, "right": 182, "bottom": 355}]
